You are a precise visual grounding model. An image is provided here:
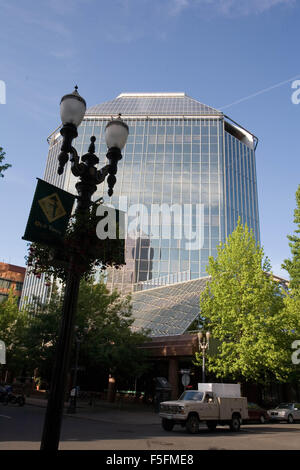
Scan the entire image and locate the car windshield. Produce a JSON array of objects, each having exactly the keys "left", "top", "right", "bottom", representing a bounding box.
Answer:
[
  {"left": 179, "top": 391, "right": 204, "bottom": 401},
  {"left": 276, "top": 403, "right": 293, "bottom": 409}
]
